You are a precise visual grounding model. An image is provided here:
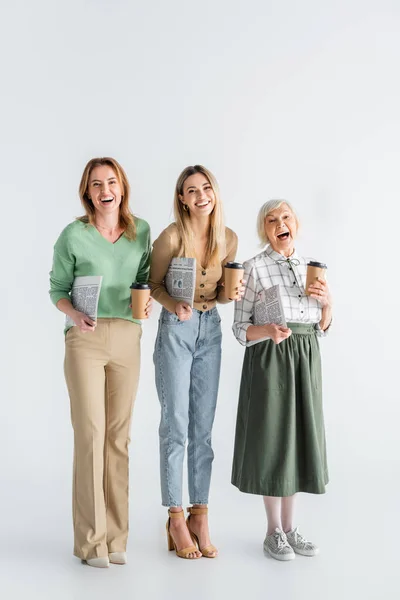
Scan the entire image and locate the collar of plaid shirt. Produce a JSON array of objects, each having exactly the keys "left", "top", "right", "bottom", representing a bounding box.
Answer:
[
  {"left": 265, "top": 245, "right": 302, "bottom": 288},
  {"left": 265, "top": 245, "right": 299, "bottom": 264}
]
